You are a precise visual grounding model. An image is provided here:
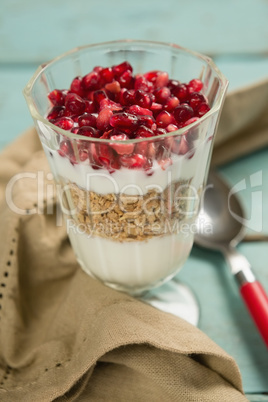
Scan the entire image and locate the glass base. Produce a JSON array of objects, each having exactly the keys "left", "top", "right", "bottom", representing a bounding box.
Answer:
[{"left": 139, "top": 276, "right": 199, "bottom": 326}]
